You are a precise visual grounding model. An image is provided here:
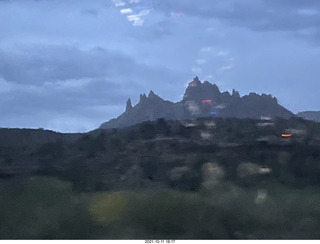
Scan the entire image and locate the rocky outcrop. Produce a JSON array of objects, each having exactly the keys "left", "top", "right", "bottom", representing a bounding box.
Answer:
[
  {"left": 100, "top": 90, "right": 185, "bottom": 129},
  {"left": 218, "top": 93, "right": 293, "bottom": 119},
  {"left": 100, "top": 77, "right": 294, "bottom": 129},
  {"left": 125, "top": 98, "right": 133, "bottom": 113}
]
